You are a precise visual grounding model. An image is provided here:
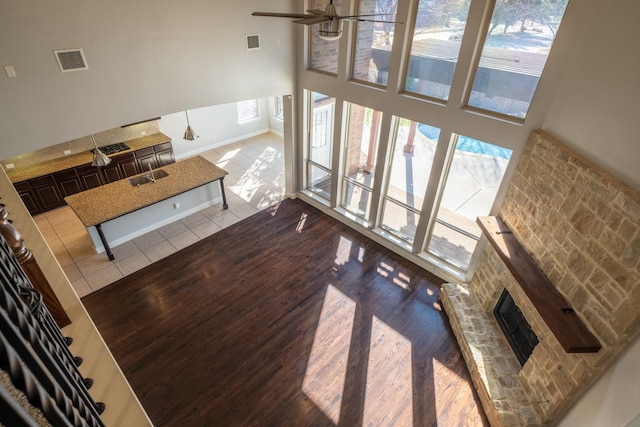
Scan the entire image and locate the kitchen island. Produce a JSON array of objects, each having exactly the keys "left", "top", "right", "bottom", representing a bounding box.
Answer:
[{"left": 65, "top": 156, "right": 228, "bottom": 260}]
